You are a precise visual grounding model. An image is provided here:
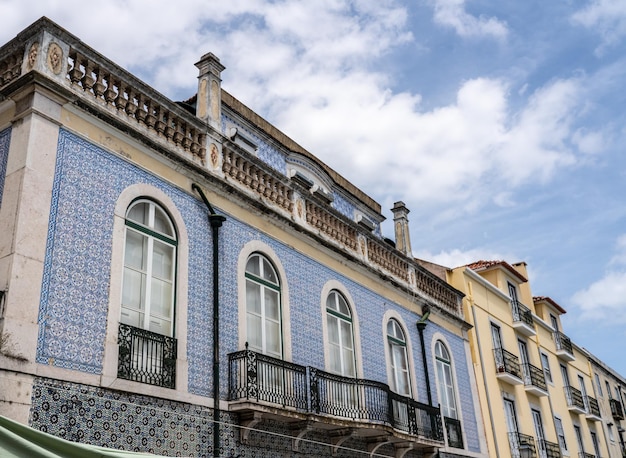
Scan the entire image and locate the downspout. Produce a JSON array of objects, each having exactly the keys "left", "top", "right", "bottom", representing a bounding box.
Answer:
[
  {"left": 192, "top": 183, "right": 226, "bottom": 458},
  {"left": 416, "top": 306, "right": 432, "bottom": 406}
]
